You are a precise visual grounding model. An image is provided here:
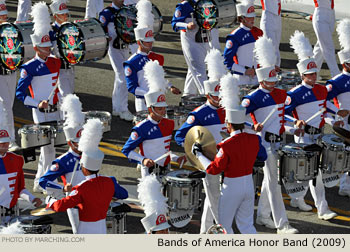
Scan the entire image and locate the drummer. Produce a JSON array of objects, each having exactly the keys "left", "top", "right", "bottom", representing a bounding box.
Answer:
[
  {"left": 223, "top": 0, "right": 263, "bottom": 86},
  {"left": 174, "top": 49, "right": 226, "bottom": 234},
  {"left": 285, "top": 31, "right": 343, "bottom": 220},
  {"left": 15, "top": 2, "right": 62, "bottom": 193},
  {"left": 39, "top": 94, "right": 85, "bottom": 234},
  {"left": 46, "top": 119, "right": 129, "bottom": 234},
  {"left": 0, "top": 98, "right": 42, "bottom": 225},
  {"left": 49, "top": 0, "right": 75, "bottom": 97},
  {"left": 191, "top": 73, "right": 267, "bottom": 234},
  {"left": 122, "top": 60, "right": 186, "bottom": 178},
  {"left": 241, "top": 36, "right": 300, "bottom": 234},
  {"left": 123, "top": 0, "right": 180, "bottom": 113},
  {"left": 0, "top": 1, "right": 20, "bottom": 152}
]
